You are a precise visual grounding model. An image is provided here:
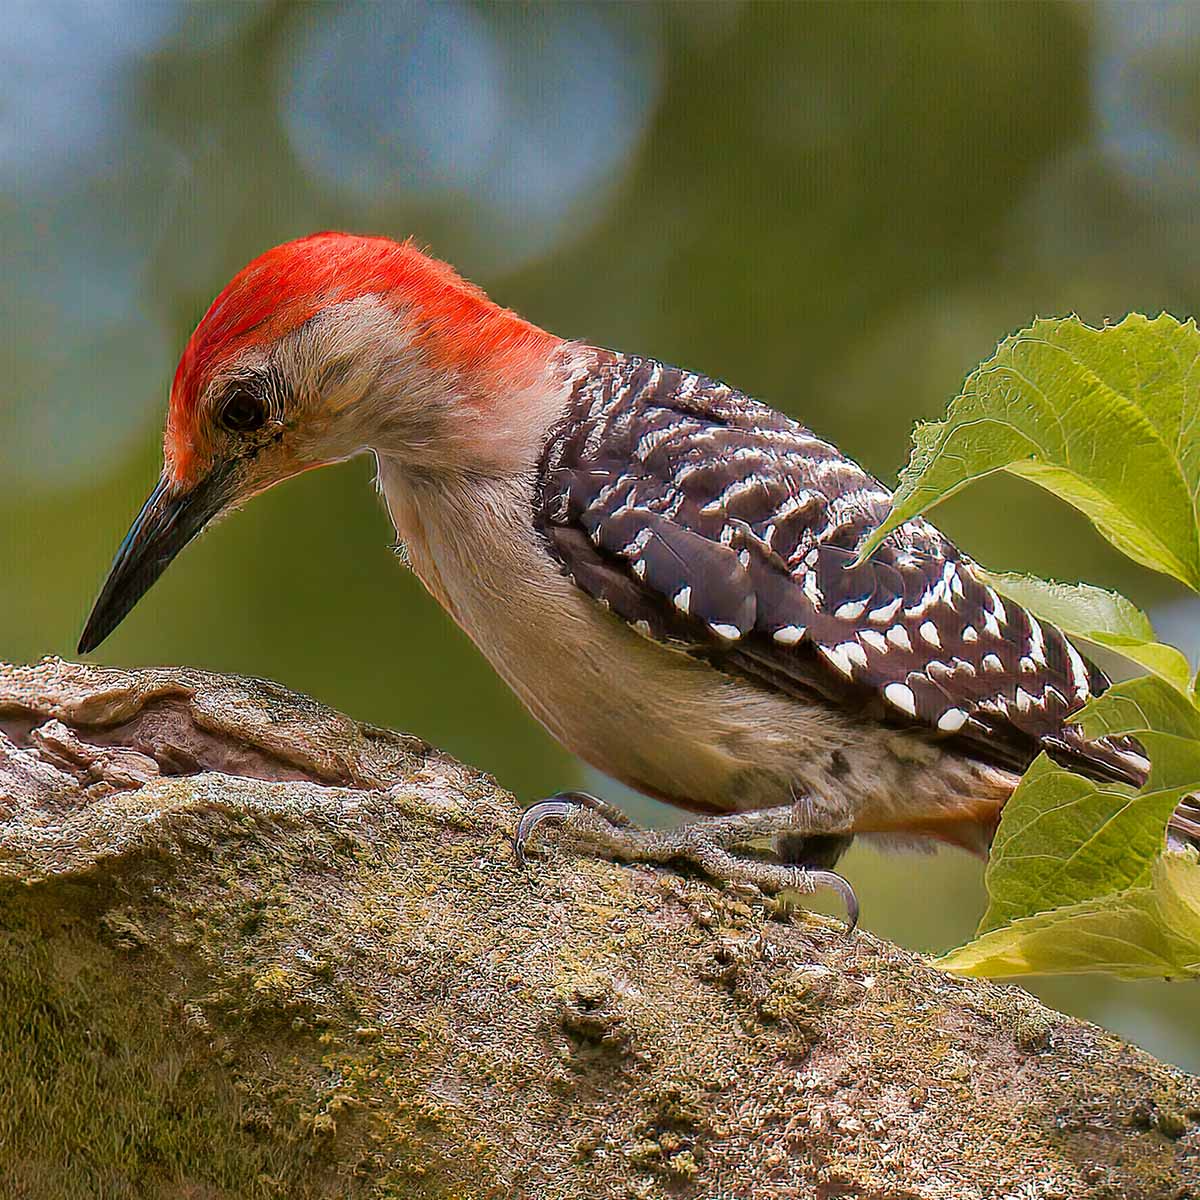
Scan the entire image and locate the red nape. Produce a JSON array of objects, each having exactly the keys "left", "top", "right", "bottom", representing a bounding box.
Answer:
[{"left": 166, "top": 232, "right": 559, "bottom": 482}]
